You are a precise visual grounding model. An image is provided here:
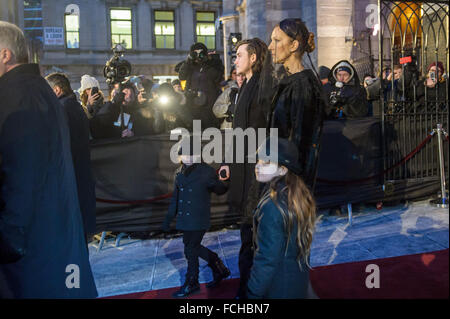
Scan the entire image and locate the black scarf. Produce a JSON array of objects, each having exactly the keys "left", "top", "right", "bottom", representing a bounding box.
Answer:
[{"left": 233, "top": 72, "right": 260, "bottom": 129}]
